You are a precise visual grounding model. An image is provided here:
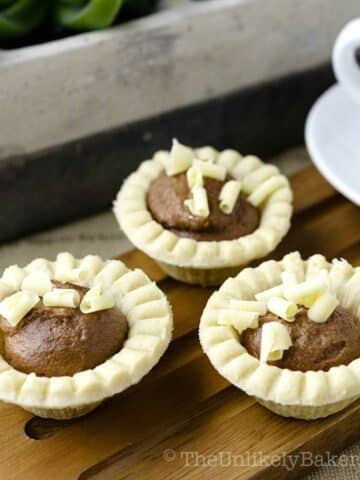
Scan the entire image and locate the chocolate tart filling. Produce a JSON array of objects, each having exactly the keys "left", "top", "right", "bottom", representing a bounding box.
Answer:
[
  {"left": 241, "top": 306, "right": 360, "bottom": 372},
  {"left": 147, "top": 171, "right": 260, "bottom": 241},
  {"left": 0, "top": 282, "right": 128, "bottom": 377}
]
